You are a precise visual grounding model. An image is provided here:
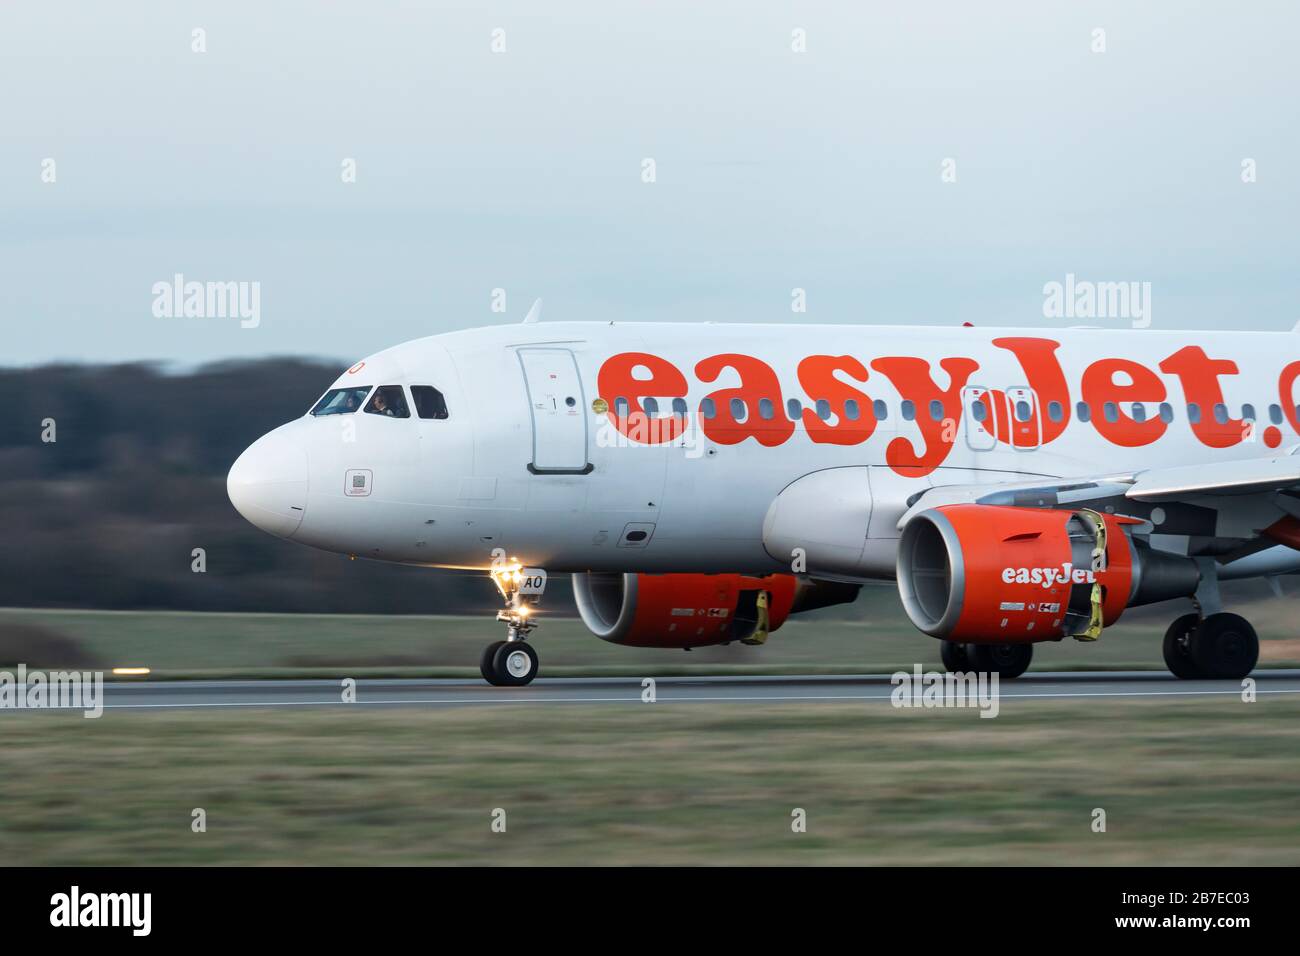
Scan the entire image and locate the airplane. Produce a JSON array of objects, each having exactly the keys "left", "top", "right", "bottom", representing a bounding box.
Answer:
[{"left": 227, "top": 301, "right": 1300, "bottom": 686}]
